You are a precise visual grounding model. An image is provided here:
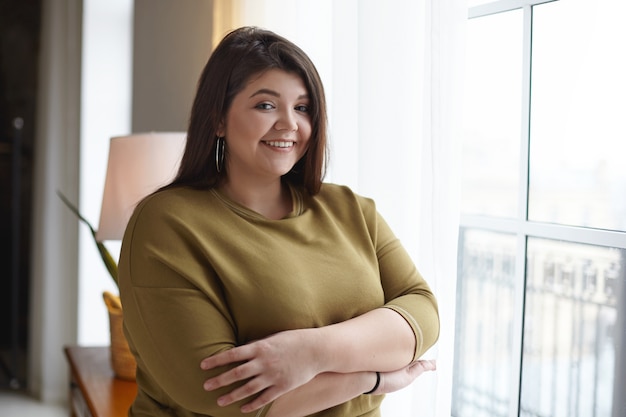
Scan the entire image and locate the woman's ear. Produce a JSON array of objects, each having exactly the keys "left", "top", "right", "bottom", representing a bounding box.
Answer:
[{"left": 216, "top": 120, "right": 225, "bottom": 137}]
